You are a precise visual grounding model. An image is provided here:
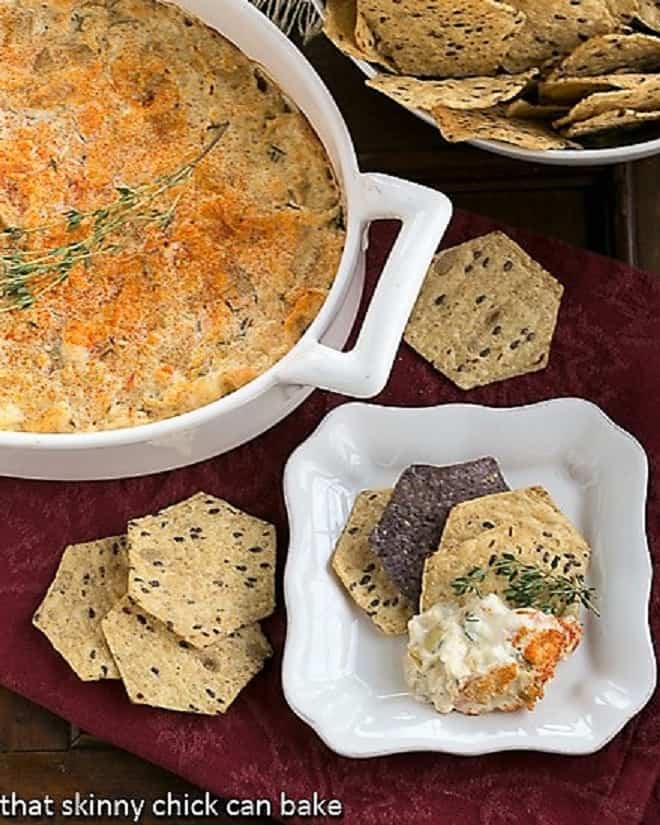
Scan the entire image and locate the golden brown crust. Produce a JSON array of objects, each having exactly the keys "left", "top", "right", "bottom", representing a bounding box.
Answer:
[
  {"left": 456, "top": 621, "right": 579, "bottom": 714},
  {"left": 460, "top": 663, "right": 519, "bottom": 709},
  {"left": 0, "top": 0, "right": 344, "bottom": 431}
]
